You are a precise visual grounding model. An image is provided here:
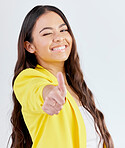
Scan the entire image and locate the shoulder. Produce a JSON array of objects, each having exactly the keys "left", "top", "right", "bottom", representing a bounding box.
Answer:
[
  {"left": 13, "top": 67, "right": 53, "bottom": 90},
  {"left": 15, "top": 67, "right": 51, "bottom": 82},
  {"left": 17, "top": 68, "right": 44, "bottom": 78}
]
